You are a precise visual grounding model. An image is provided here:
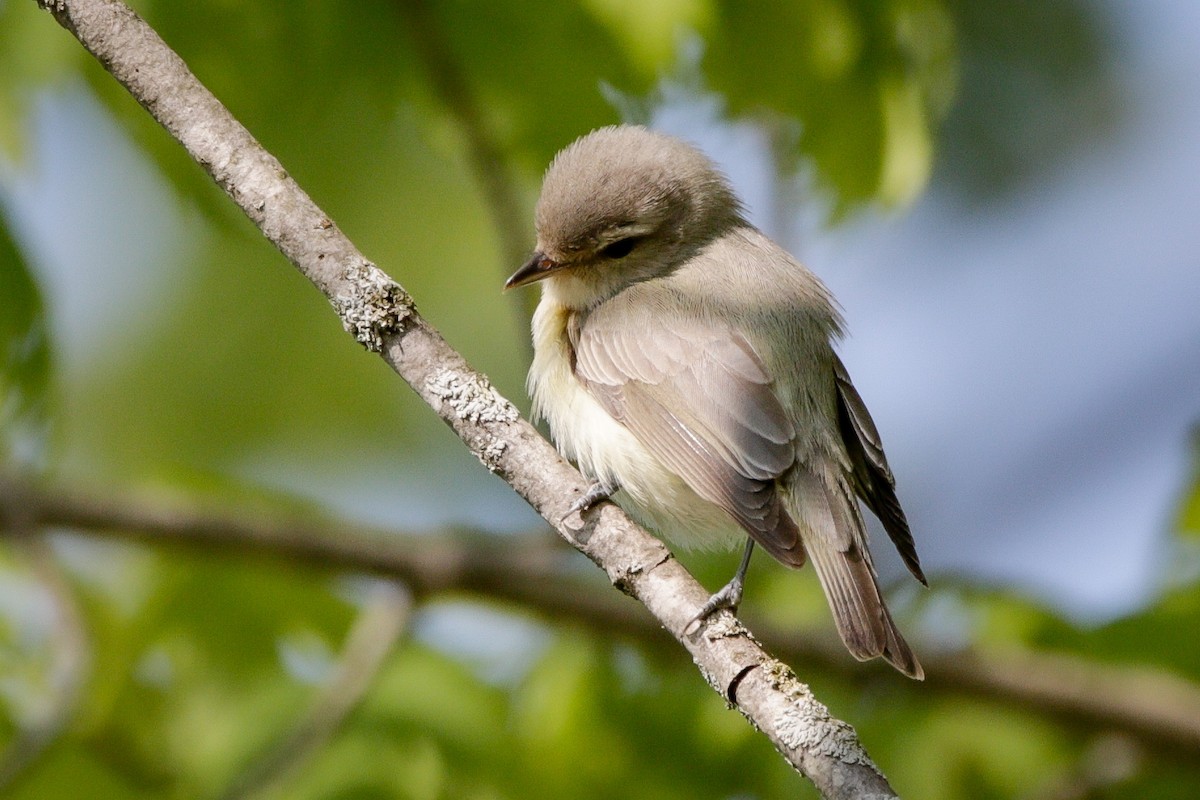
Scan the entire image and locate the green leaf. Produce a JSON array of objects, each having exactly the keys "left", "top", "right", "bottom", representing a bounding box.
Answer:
[
  {"left": 1179, "top": 486, "right": 1200, "bottom": 537},
  {"left": 1176, "top": 432, "right": 1200, "bottom": 538},
  {"left": 581, "top": 0, "right": 714, "bottom": 77},
  {"left": 705, "top": 0, "right": 955, "bottom": 212},
  {"left": 0, "top": 208, "right": 52, "bottom": 469}
]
